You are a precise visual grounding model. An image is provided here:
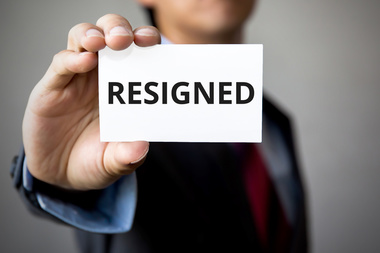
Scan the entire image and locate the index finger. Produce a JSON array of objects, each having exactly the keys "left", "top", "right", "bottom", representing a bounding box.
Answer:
[{"left": 96, "top": 14, "right": 134, "bottom": 51}]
